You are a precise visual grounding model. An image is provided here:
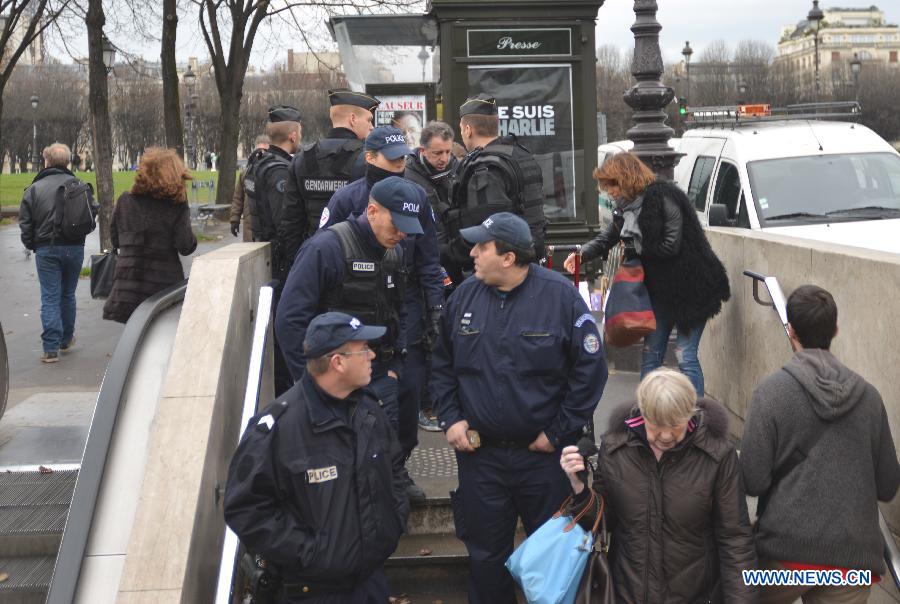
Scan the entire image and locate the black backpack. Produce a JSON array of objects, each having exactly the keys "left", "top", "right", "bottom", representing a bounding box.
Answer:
[{"left": 55, "top": 179, "right": 97, "bottom": 240}]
